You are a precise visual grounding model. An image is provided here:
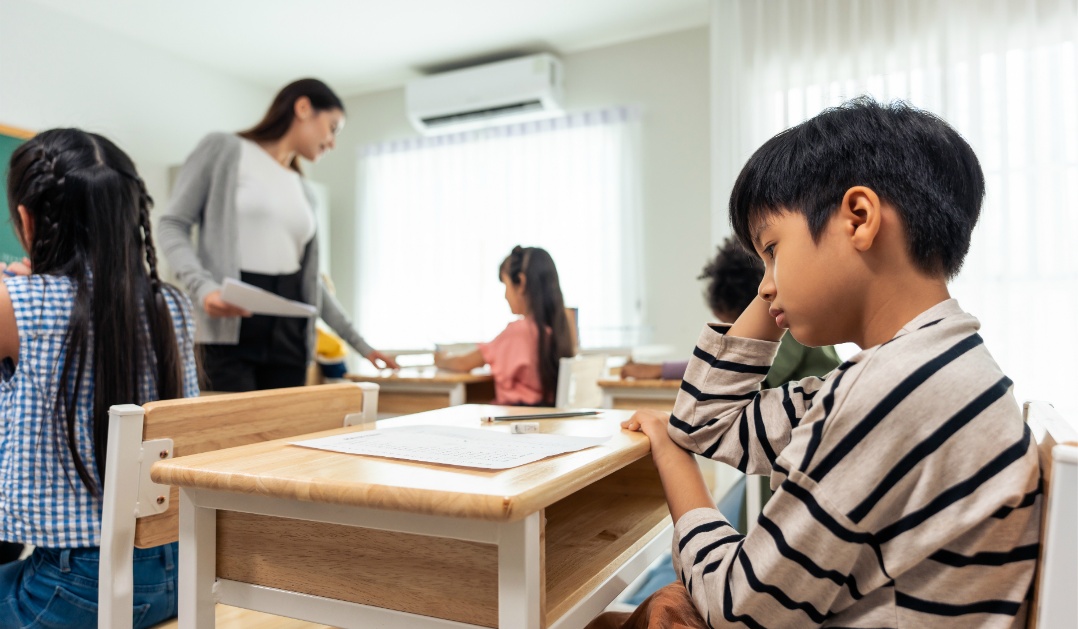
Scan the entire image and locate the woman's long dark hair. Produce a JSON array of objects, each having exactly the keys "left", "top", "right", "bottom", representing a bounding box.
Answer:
[
  {"left": 500, "top": 246, "right": 574, "bottom": 405},
  {"left": 6, "top": 129, "right": 186, "bottom": 497},
  {"left": 239, "top": 78, "right": 344, "bottom": 174}
]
